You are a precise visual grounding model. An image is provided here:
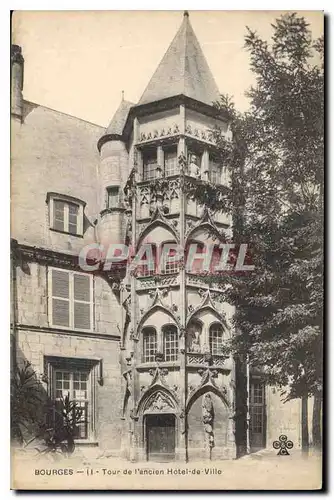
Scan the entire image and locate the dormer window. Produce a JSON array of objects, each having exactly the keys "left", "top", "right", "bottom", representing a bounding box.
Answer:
[{"left": 47, "top": 193, "right": 85, "bottom": 236}]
